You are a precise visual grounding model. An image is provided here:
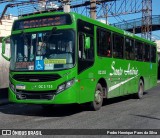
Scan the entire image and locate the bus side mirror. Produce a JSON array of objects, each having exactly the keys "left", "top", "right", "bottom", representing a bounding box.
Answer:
[
  {"left": 2, "top": 36, "right": 11, "bottom": 61},
  {"left": 85, "top": 37, "right": 90, "bottom": 49}
]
